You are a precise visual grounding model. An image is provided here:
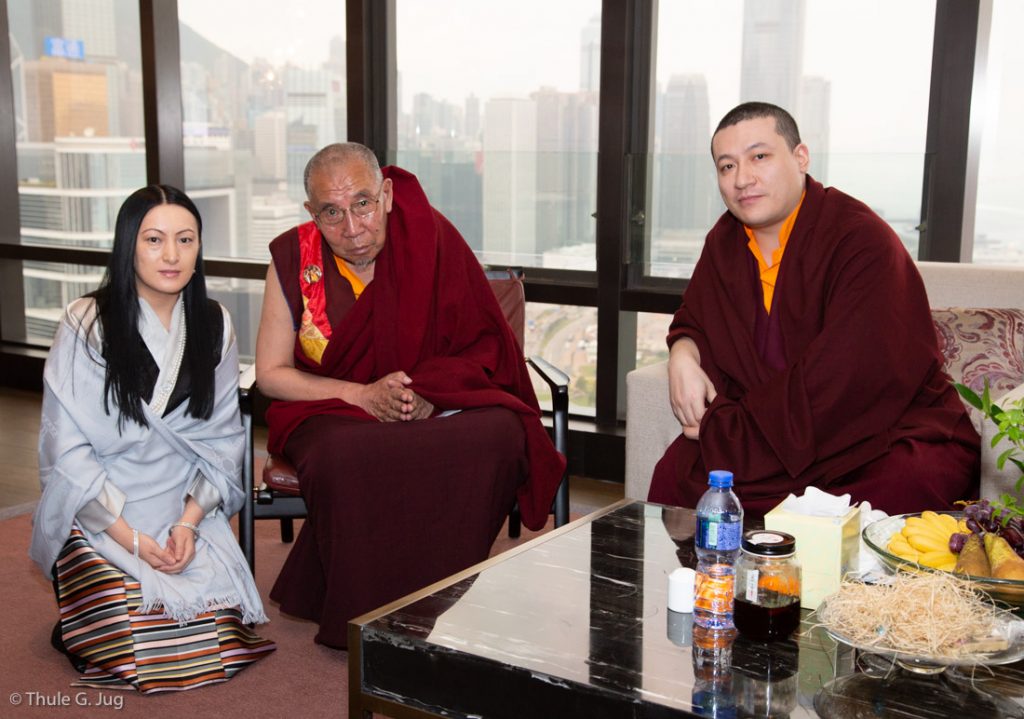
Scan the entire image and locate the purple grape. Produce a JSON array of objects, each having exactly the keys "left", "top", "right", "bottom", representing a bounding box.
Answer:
[
  {"left": 949, "top": 532, "right": 968, "bottom": 553},
  {"left": 978, "top": 507, "right": 997, "bottom": 532},
  {"left": 977, "top": 502, "right": 992, "bottom": 521},
  {"left": 967, "top": 518, "right": 982, "bottom": 534}
]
